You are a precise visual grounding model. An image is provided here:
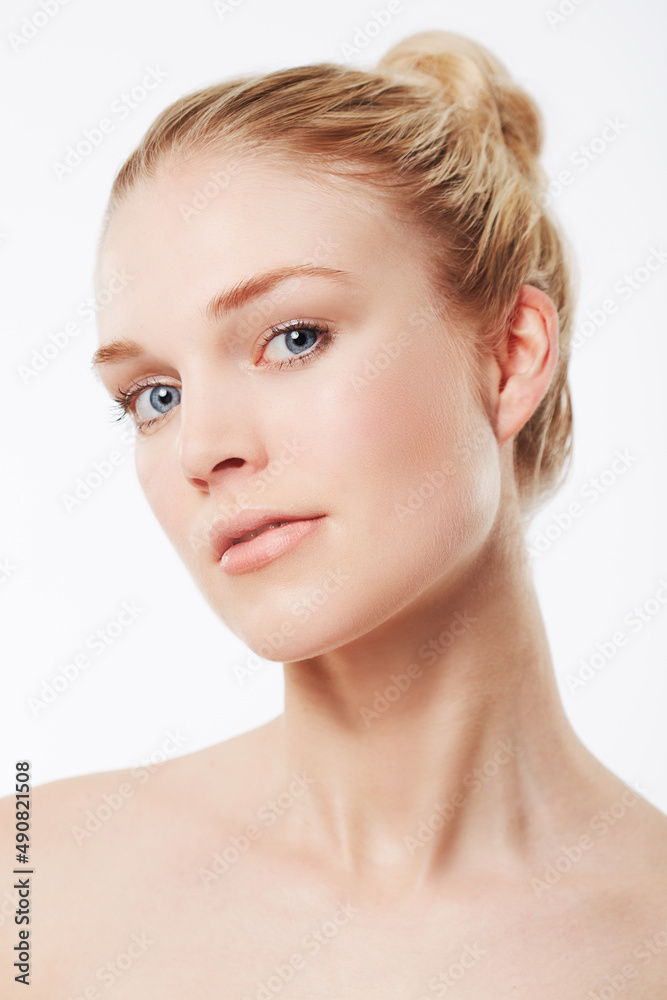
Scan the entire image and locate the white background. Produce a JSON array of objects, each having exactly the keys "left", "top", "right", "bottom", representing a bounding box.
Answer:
[{"left": 1, "top": 0, "right": 666, "bottom": 807}]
